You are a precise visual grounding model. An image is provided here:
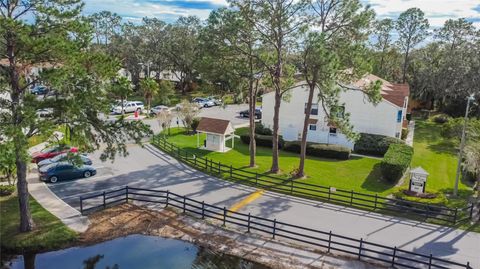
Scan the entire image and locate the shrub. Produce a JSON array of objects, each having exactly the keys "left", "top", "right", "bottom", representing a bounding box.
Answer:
[
  {"left": 354, "top": 133, "right": 404, "bottom": 156},
  {"left": 432, "top": 114, "right": 450, "bottom": 124},
  {"left": 283, "top": 141, "right": 303, "bottom": 153},
  {"left": 0, "top": 185, "right": 15, "bottom": 196},
  {"left": 255, "top": 123, "right": 272, "bottom": 135},
  {"left": 380, "top": 144, "right": 414, "bottom": 182},
  {"left": 239, "top": 134, "right": 284, "bottom": 149},
  {"left": 401, "top": 128, "right": 408, "bottom": 140},
  {"left": 191, "top": 117, "right": 200, "bottom": 132},
  {"left": 306, "top": 143, "right": 351, "bottom": 160}
]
